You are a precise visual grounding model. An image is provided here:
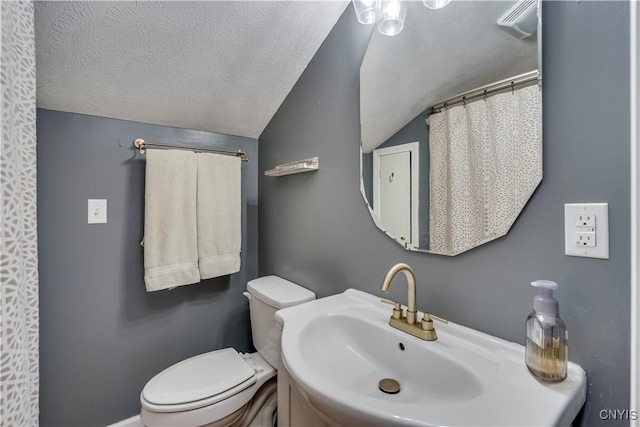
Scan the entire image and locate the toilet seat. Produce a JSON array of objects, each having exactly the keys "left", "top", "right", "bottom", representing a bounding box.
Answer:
[
  {"left": 140, "top": 350, "right": 276, "bottom": 427},
  {"left": 141, "top": 348, "right": 256, "bottom": 412}
]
